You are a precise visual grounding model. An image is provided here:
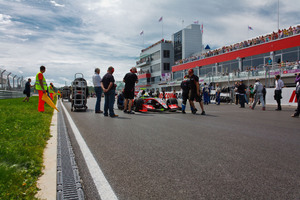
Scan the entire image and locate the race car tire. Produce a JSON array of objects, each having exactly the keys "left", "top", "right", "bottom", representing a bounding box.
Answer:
[
  {"left": 167, "top": 98, "right": 178, "bottom": 105},
  {"left": 134, "top": 99, "right": 144, "bottom": 112}
]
